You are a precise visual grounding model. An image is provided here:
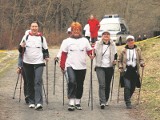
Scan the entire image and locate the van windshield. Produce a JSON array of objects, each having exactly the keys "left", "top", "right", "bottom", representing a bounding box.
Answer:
[{"left": 99, "top": 23, "right": 120, "bottom": 31}]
